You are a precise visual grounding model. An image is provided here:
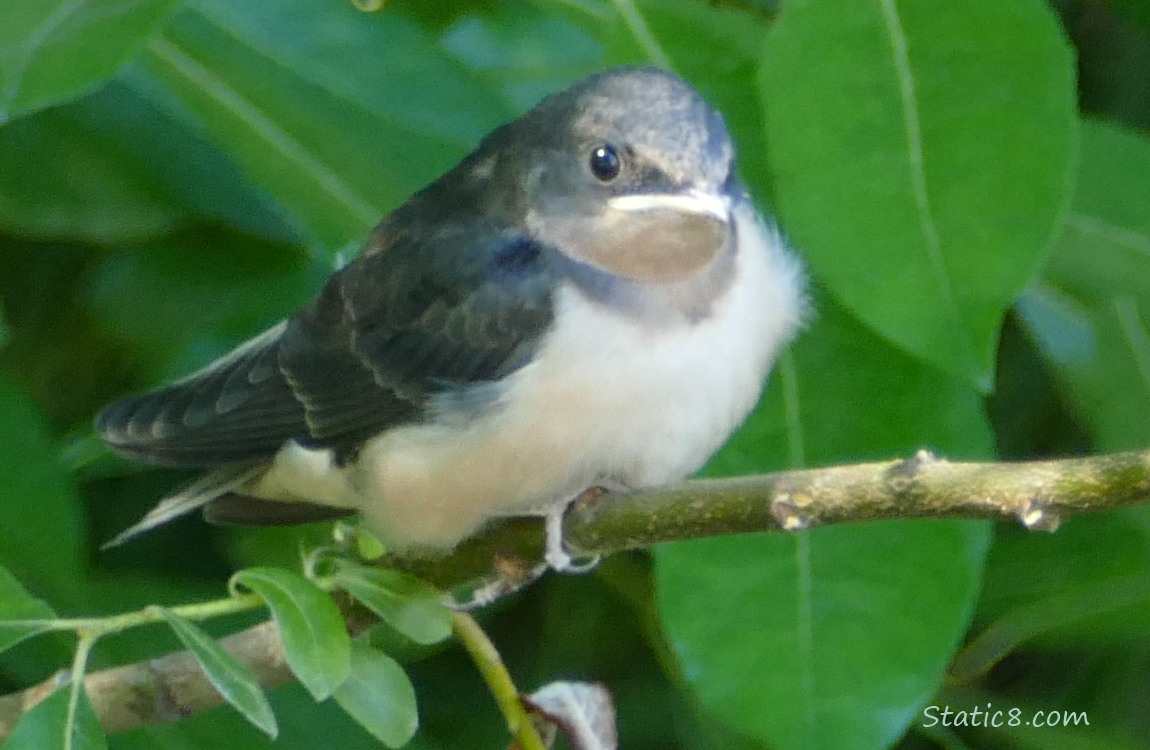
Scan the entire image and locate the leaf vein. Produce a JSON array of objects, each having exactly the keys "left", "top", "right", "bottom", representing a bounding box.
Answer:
[
  {"left": 1113, "top": 297, "right": 1150, "bottom": 395},
  {"left": 144, "top": 36, "right": 378, "bottom": 230},
  {"left": 795, "top": 533, "right": 816, "bottom": 730},
  {"left": 878, "top": 0, "right": 970, "bottom": 352},
  {"left": 1067, "top": 212, "right": 1150, "bottom": 259},
  {"left": 0, "top": 0, "right": 88, "bottom": 121}
]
